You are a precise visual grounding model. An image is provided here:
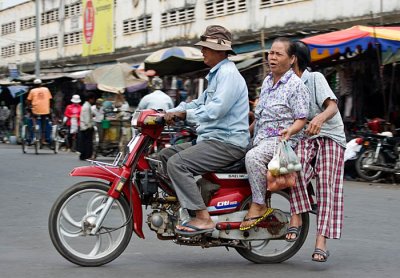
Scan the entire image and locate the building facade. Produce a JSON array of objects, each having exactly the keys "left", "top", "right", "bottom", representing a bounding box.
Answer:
[{"left": 1, "top": 0, "right": 400, "bottom": 75}]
